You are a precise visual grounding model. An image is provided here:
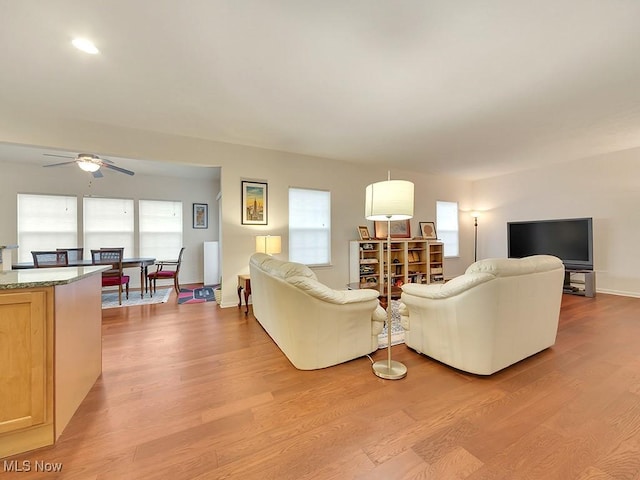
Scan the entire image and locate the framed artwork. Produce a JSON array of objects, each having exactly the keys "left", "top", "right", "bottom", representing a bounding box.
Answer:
[
  {"left": 358, "top": 225, "right": 370, "bottom": 240},
  {"left": 193, "top": 203, "right": 208, "bottom": 229},
  {"left": 419, "top": 221, "right": 437, "bottom": 240},
  {"left": 374, "top": 220, "right": 411, "bottom": 239},
  {"left": 241, "top": 181, "right": 268, "bottom": 225}
]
